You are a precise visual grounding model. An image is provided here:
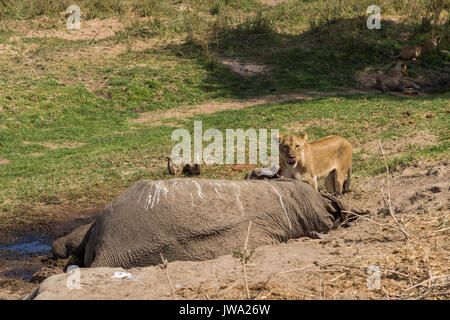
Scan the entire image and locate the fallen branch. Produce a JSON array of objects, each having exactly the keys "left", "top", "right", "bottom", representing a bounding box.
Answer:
[
  {"left": 404, "top": 274, "right": 448, "bottom": 291},
  {"left": 341, "top": 210, "right": 386, "bottom": 226},
  {"left": 277, "top": 257, "right": 331, "bottom": 275},
  {"left": 315, "top": 261, "right": 419, "bottom": 281},
  {"left": 328, "top": 272, "right": 347, "bottom": 283}
]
